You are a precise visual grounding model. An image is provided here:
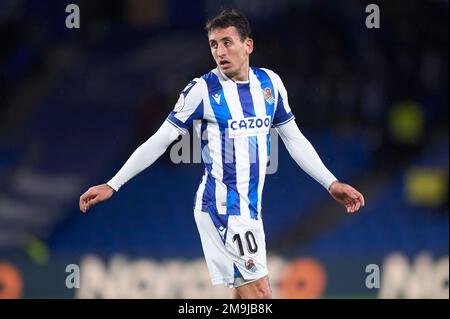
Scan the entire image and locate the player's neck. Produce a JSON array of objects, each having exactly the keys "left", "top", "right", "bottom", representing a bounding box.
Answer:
[
  {"left": 219, "top": 66, "right": 250, "bottom": 84},
  {"left": 231, "top": 74, "right": 248, "bottom": 82},
  {"left": 230, "top": 65, "right": 250, "bottom": 82}
]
